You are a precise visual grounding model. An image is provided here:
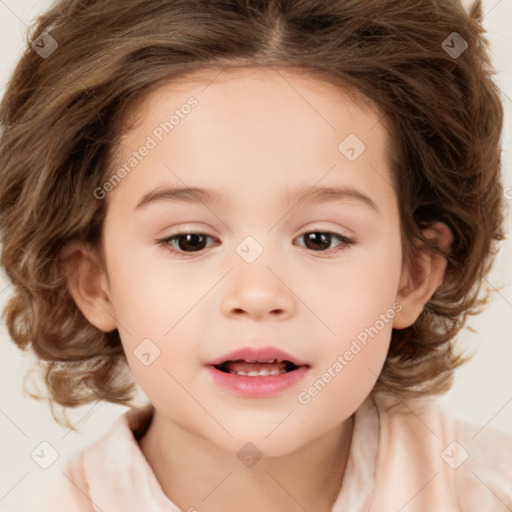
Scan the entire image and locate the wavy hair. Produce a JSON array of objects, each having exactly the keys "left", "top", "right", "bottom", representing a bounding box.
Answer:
[{"left": 0, "top": 0, "right": 506, "bottom": 422}]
